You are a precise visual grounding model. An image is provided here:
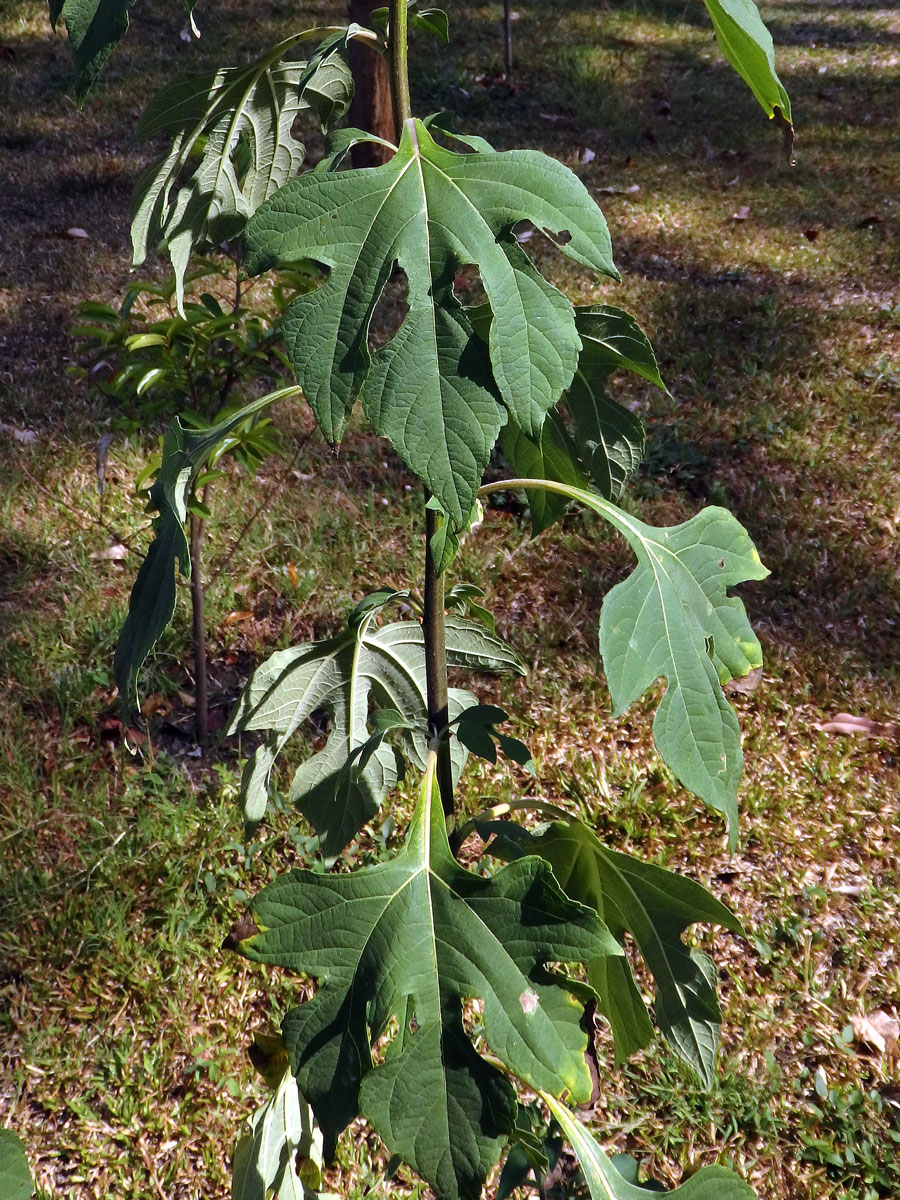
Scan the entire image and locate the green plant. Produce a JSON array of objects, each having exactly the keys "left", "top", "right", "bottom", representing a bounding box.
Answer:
[
  {"left": 73, "top": 260, "right": 312, "bottom": 744},
  {"left": 49, "top": 1, "right": 797, "bottom": 1198},
  {"left": 0, "top": 1130, "right": 33, "bottom": 1200}
]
